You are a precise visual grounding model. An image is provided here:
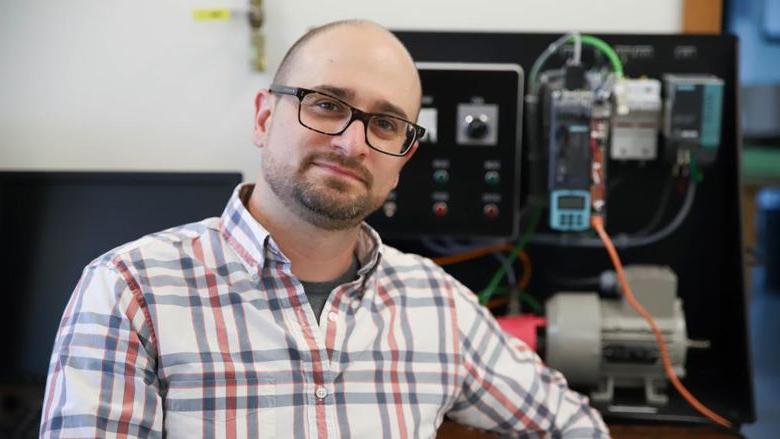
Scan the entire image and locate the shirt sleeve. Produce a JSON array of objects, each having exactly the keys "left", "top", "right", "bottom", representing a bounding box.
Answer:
[
  {"left": 39, "top": 259, "right": 163, "bottom": 438},
  {"left": 445, "top": 278, "right": 610, "bottom": 438}
]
